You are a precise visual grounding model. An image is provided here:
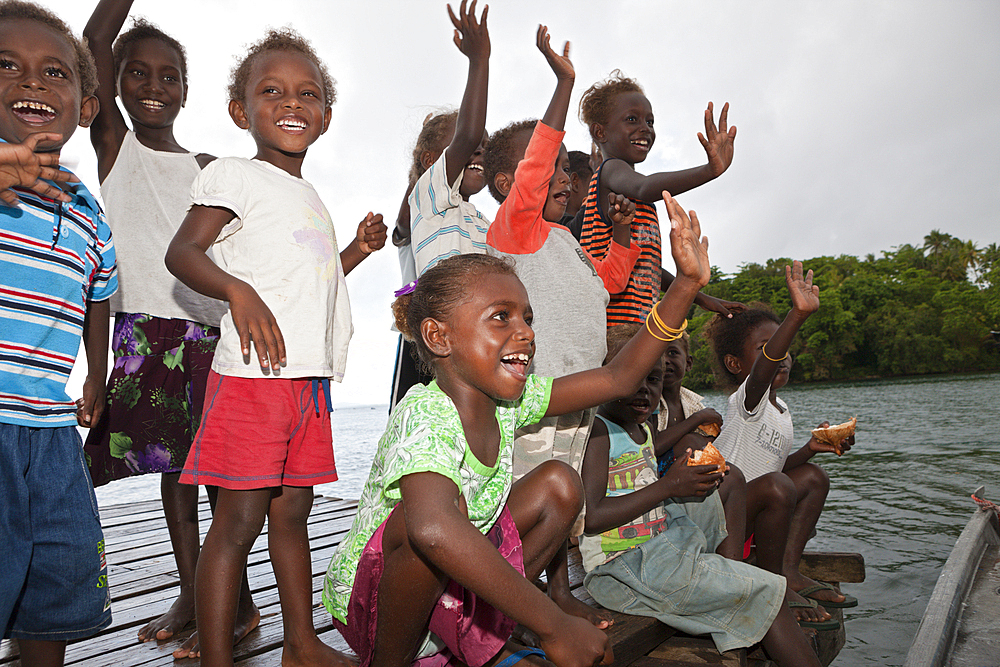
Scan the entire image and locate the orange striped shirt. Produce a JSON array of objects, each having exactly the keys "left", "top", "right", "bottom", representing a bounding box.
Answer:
[{"left": 579, "top": 160, "right": 662, "bottom": 326}]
